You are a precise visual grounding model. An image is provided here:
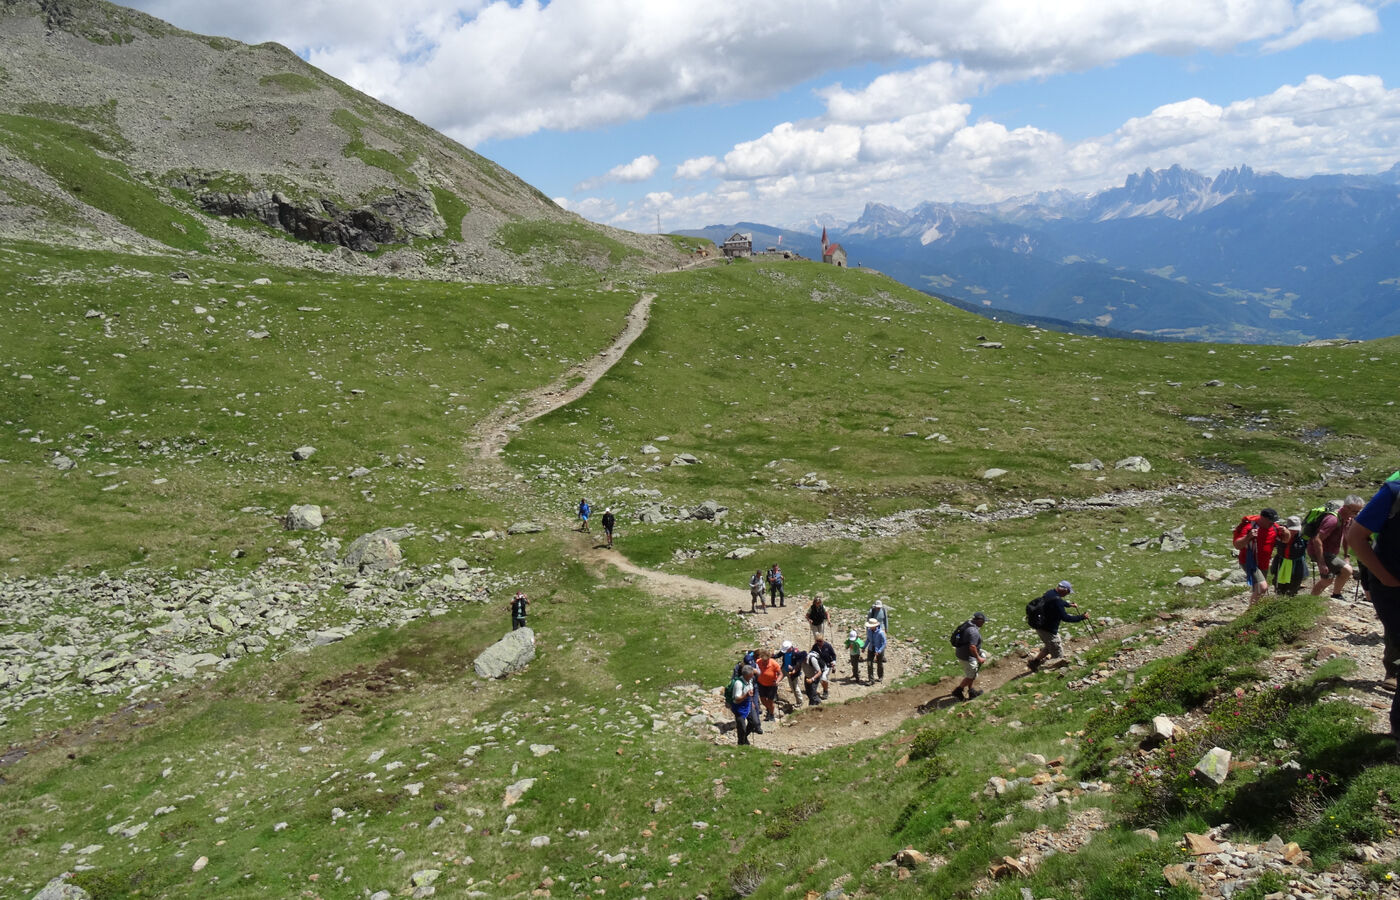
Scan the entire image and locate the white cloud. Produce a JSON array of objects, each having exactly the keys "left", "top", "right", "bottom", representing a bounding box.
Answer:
[
  {"left": 577, "top": 155, "right": 660, "bottom": 191},
  {"left": 675, "top": 156, "right": 719, "bottom": 180},
  {"left": 127, "top": 0, "right": 1383, "bottom": 145}
]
